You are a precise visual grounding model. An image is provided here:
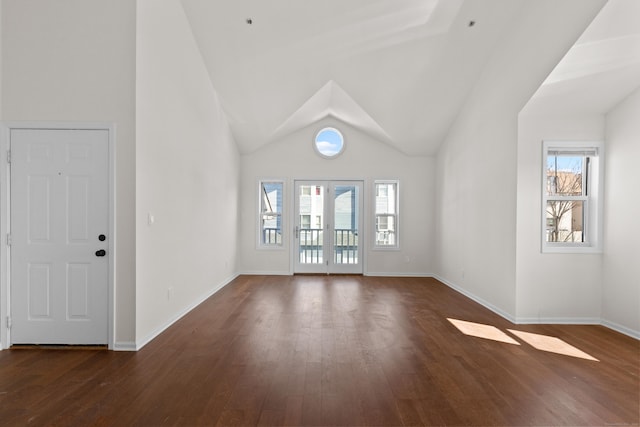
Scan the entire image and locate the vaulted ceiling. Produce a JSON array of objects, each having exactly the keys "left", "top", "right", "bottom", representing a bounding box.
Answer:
[
  {"left": 180, "top": 0, "right": 636, "bottom": 155},
  {"left": 181, "top": 0, "right": 529, "bottom": 155},
  {"left": 524, "top": 0, "right": 640, "bottom": 116}
]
